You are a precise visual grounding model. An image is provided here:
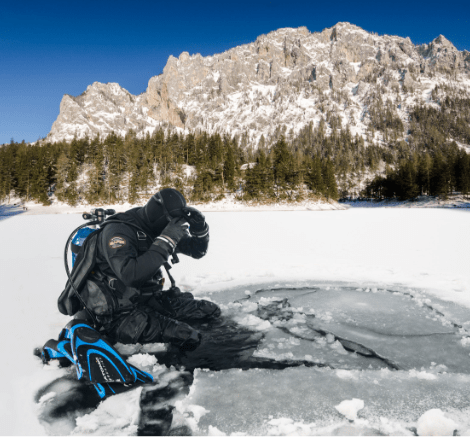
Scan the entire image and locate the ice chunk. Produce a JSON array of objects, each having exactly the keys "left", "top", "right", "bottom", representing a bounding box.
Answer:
[
  {"left": 335, "top": 398, "right": 364, "bottom": 421},
  {"left": 127, "top": 353, "right": 158, "bottom": 368},
  {"left": 174, "top": 401, "right": 209, "bottom": 433},
  {"left": 266, "top": 417, "right": 315, "bottom": 435},
  {"left": 232, "top": 314, "right": 271, "bottom": 331},
  {"left": 335, "top": 370, "right": 357, "bottom": 380},
  {"left": 142, "top": 342, "right": 167, "bottom": 353},
  {"left": 417, "top": 409, "right": 457, "bottom": 436},
  {"left": 72, "top": 388, "right": 142, "bottom": 435},
  {"left": 208, "top": 425, "right": 227, "bottom": 435},
  {"left": 409, "top": 370, "right": 437, "bottom": 380}
]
